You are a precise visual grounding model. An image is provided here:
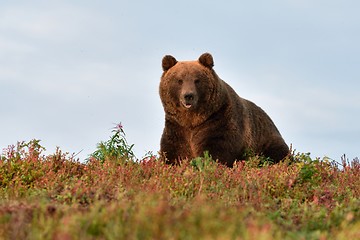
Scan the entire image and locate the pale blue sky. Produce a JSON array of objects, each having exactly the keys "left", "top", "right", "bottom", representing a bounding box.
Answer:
[{"left": 1, "top": 1, "right": 359, "bottom": 162}]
